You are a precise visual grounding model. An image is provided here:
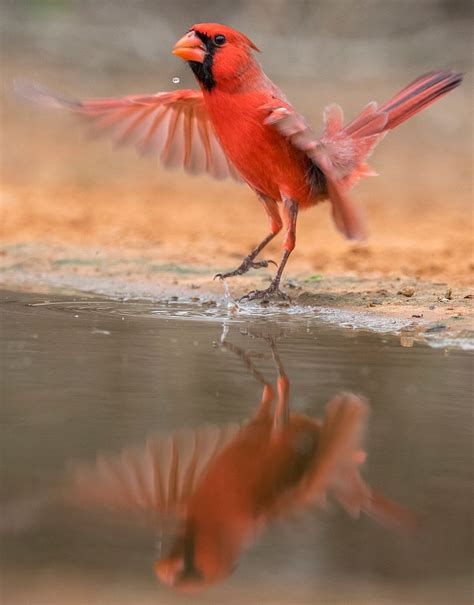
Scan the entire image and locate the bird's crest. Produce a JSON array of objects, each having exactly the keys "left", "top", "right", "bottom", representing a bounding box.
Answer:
[{"left": 191, "top": 23, "right": 260, "bottom": 52}]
